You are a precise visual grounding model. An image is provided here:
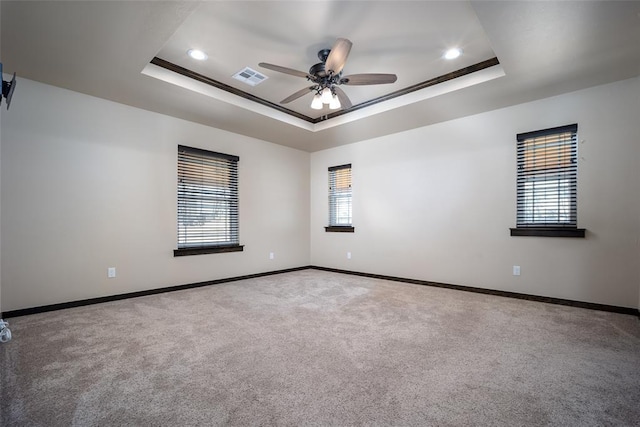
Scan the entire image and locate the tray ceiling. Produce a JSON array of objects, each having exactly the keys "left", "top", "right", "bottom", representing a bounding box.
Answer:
[{"left": 1, "top": 1, "right": 639, "bottom": 151}]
